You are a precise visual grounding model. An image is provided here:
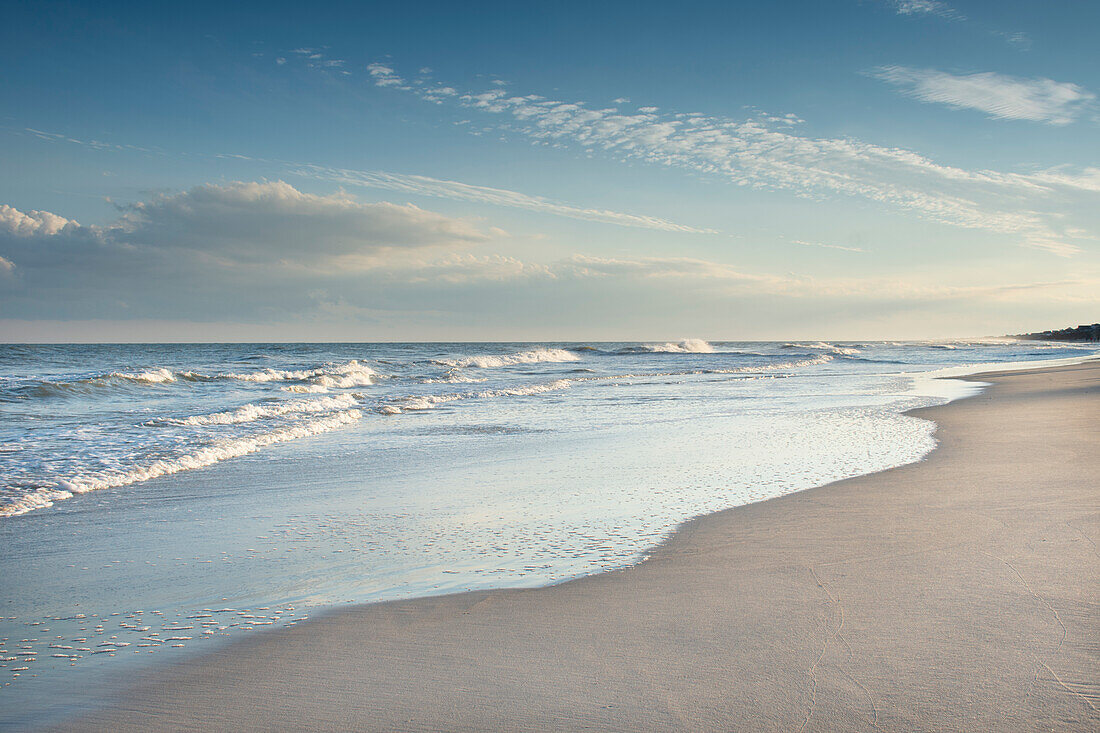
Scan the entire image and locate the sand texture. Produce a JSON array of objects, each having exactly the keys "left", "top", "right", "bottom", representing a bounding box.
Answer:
[{"left": 63, "top": 362, "right": 1099, "bottom": 731}]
